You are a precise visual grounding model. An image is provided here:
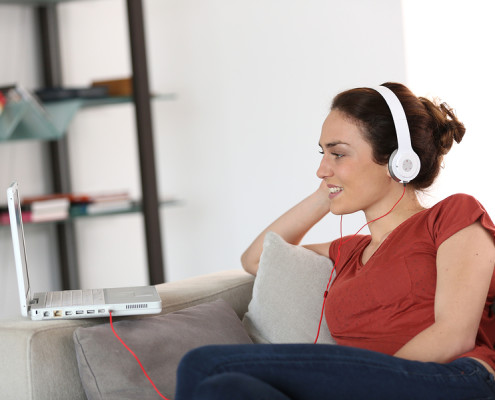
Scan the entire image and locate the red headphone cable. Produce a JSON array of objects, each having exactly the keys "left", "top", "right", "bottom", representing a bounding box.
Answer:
[
  {"left": 109, "top": 311, "right": 170, "bottom": 400},
  {"left": 314, "top": 184, "right": 407, "bottom": 343}
]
